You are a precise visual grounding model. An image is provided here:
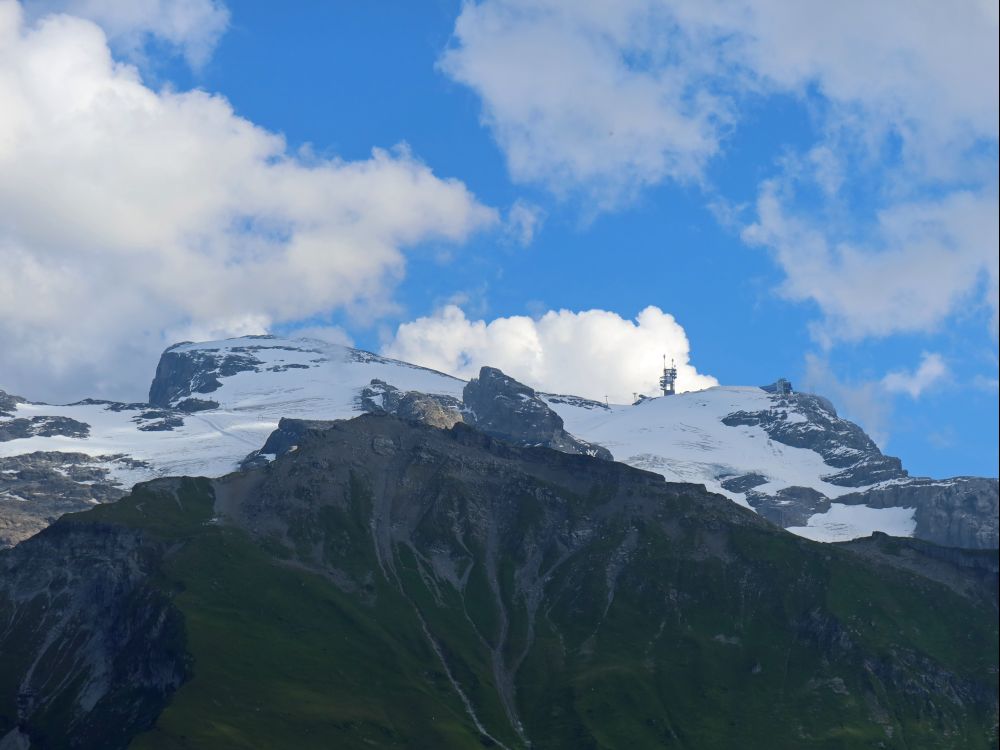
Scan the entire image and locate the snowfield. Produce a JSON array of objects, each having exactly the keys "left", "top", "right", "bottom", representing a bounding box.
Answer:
[
  {"left": 545, "top": 387, "right": 870, "bottom": 504},
  {"left": 786, "top": 504, "right": 917, "bottom": 543}
]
